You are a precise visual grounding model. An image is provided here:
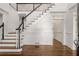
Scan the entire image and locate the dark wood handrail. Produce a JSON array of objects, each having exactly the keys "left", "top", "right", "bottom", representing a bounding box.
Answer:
[
  {"left": 16, "top": 4, "right": 42, "bottom": 30},
  {"left": 0, "top": 22, "right": 4, "bottom": 40},
  {"left": 23, "top": 4, "right": 42, "bottom": 19},
  {"left": 0, "top": 23, "right": 4, "bottom": 28}
]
